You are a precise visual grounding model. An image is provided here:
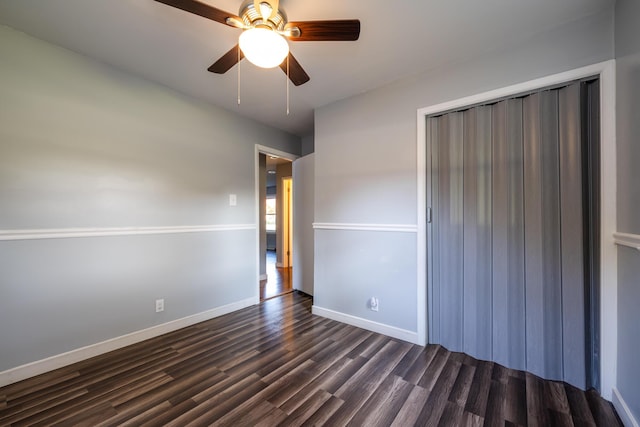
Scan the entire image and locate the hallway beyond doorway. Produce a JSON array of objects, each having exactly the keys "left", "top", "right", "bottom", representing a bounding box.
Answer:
[{"left": 260, "top": 250, "right": 292, "bottom": 300}]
